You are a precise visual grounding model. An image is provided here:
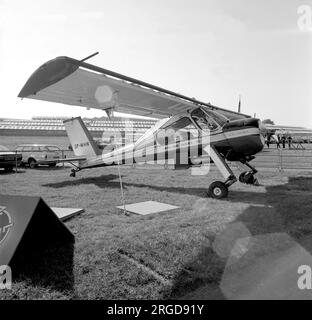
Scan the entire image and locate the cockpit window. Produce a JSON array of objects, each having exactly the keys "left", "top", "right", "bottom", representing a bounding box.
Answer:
[
  {"left": 164, "top": 117, "right": 192, "bottom": 131},
  {"left": 201, "top": 108, "right": 228, "bottom": 126},
  {"left": 159, "top": 117, "right": 198, "bottom": 143},
  {"left": 191, "top": 108, "right": 219, "bottom": 131}
]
